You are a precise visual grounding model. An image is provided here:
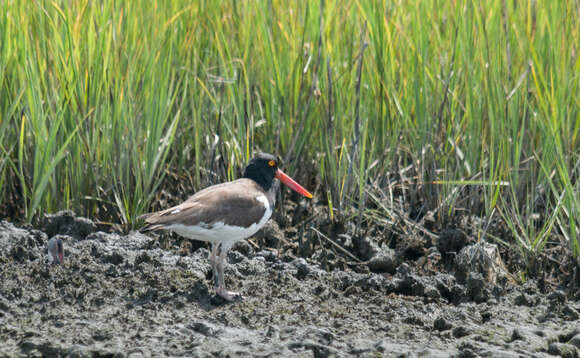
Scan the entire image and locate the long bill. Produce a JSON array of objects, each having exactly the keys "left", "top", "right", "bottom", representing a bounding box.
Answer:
[{"left": 275, "top": 169, "right": 313, "bottom": 199}]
